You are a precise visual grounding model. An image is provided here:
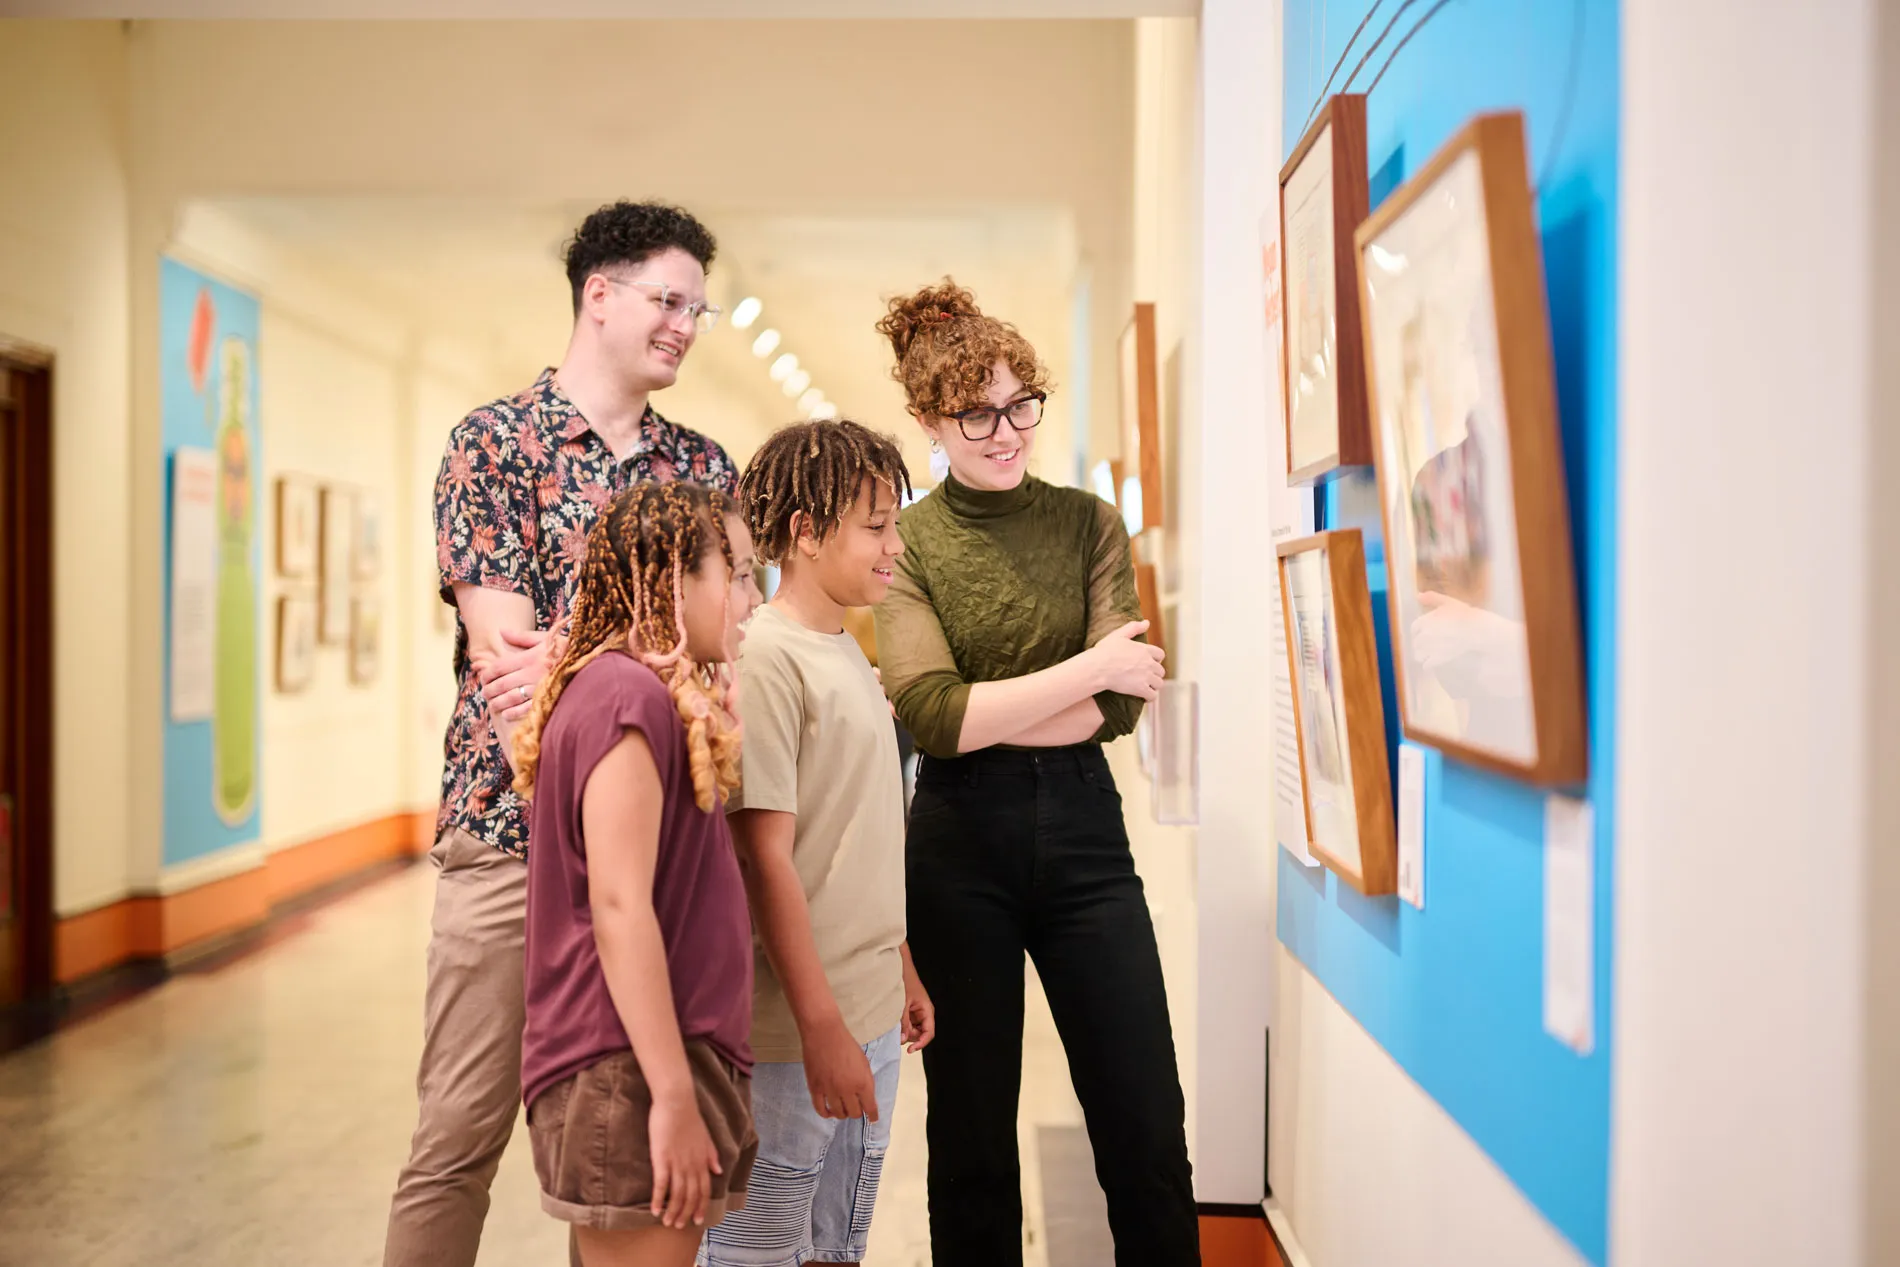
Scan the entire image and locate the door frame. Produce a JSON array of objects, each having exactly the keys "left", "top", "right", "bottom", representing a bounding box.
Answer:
[{"left": 0, "top": 342, "right": 55, "bottom": 1004}]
